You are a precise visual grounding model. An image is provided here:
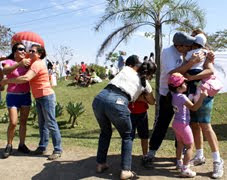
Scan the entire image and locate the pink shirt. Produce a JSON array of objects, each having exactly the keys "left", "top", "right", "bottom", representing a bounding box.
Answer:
[
  {"left": 30, "top": 59, "right": 54, "bottom": 98},
  {"left": 2, "top": 59, "right": 30, "bottom": 93}
]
